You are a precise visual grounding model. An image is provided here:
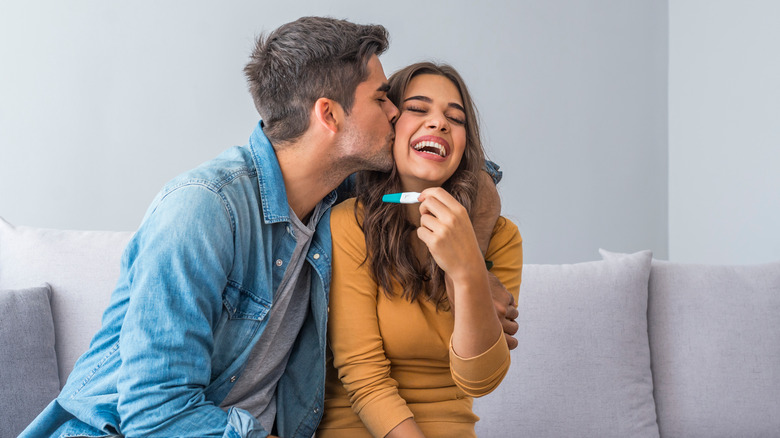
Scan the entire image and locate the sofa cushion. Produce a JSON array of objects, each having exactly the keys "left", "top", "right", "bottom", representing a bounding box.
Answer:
[
  {"left": 648, "top": 260, "right": 780, "bottom": 437},
  {"left": 0, "top": 217, "right": 133, "bottom": 385},
  {"left": 474, "top": 250, "right": 659, "bottom": 438},
  {"left": 0, "top": 284, "right": 60, "bottom": 437}
]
